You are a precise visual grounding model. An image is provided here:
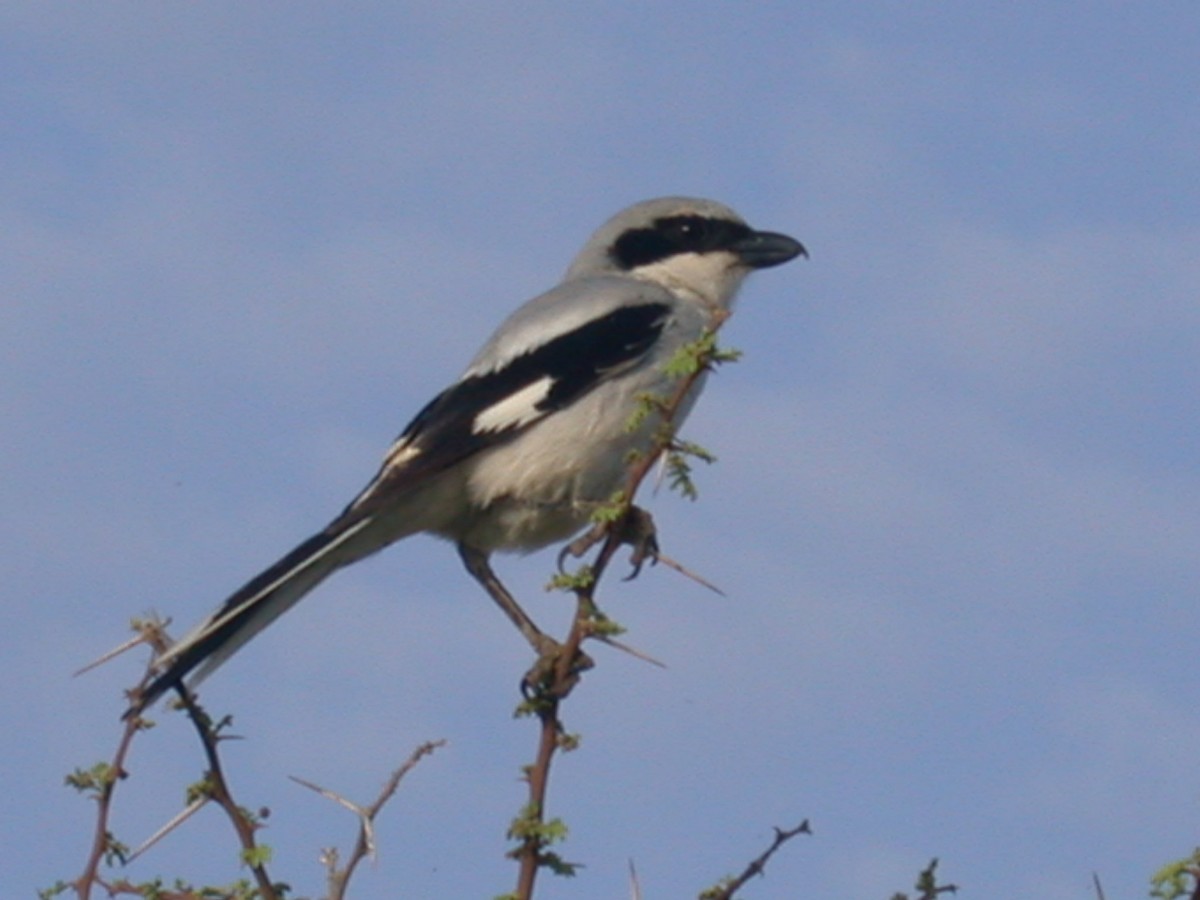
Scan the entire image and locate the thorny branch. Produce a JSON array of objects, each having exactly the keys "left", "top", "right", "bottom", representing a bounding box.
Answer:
[
  {"left": 700, "top": 822, "right": 812, "bottom": 900},
  {"left": 68, "top": 618, "right": 440, "bottom": 900},
  {"left": 171, "top": 689, "right": 282, "bottom": 899},
  {"left": 72, "top": 619, "right": 169, "bottom": 900},
  {"left": 509, "top": 312, "right": 737, "bottom": 900}
]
